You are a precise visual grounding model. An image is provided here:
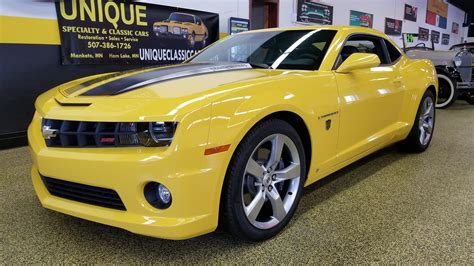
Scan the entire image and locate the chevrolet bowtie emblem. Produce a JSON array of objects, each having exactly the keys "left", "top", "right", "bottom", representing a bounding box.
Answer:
[{"left": 42, "top": 125, "right": 58, "bottom": 139}]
